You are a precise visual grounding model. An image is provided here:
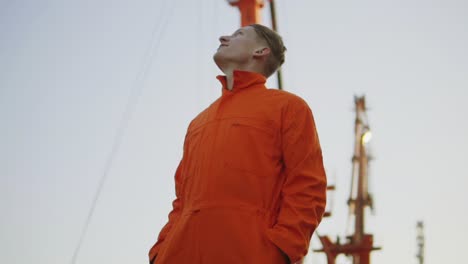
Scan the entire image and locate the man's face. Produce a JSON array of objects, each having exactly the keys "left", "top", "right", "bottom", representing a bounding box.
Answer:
[{"left": 213, "top": 26, "right": 261, "bottom": 69}]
